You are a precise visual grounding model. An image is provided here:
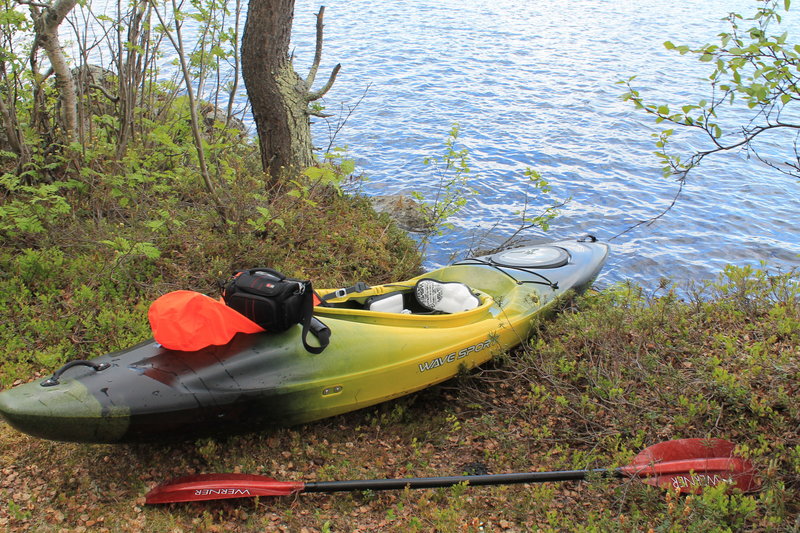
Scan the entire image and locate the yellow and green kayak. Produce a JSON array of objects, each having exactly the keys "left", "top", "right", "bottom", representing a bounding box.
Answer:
[{"left": 0, "top": 238, "right": 608, "bottom": 443}]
